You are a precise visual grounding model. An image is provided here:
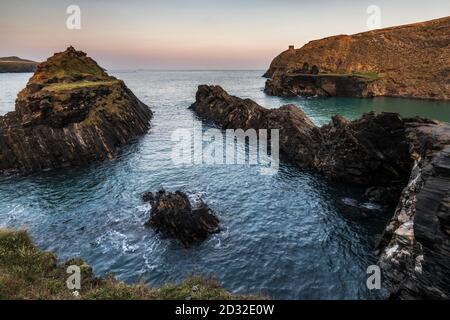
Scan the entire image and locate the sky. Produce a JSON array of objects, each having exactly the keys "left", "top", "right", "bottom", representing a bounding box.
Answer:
[{"left": 0, "top": 0, "right": 449, "bottom": 70}]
